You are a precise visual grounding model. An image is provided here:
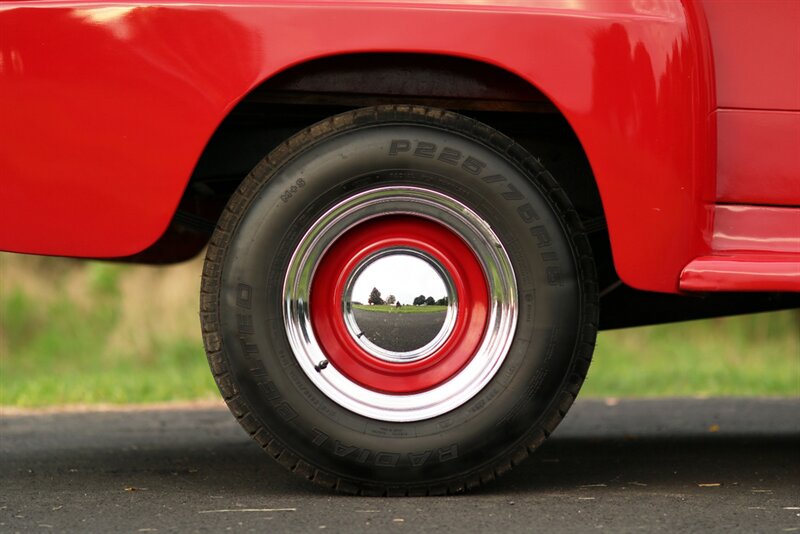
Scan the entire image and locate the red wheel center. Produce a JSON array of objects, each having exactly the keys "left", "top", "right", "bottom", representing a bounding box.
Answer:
[{"left": 309, "top": 215, "right": 489, "bottom": 394}]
